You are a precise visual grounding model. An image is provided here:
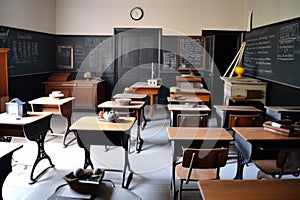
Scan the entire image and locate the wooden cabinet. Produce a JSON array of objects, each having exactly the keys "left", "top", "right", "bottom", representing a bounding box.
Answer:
[
  {"left": 220, "top": 77, "right": 267, "bottom": 105},
  {"left": 0, "top": 48, "right": 9, "bottom": 113},
  {"left": 43, "top": 80, "right": 105, "bottom": 110}
]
